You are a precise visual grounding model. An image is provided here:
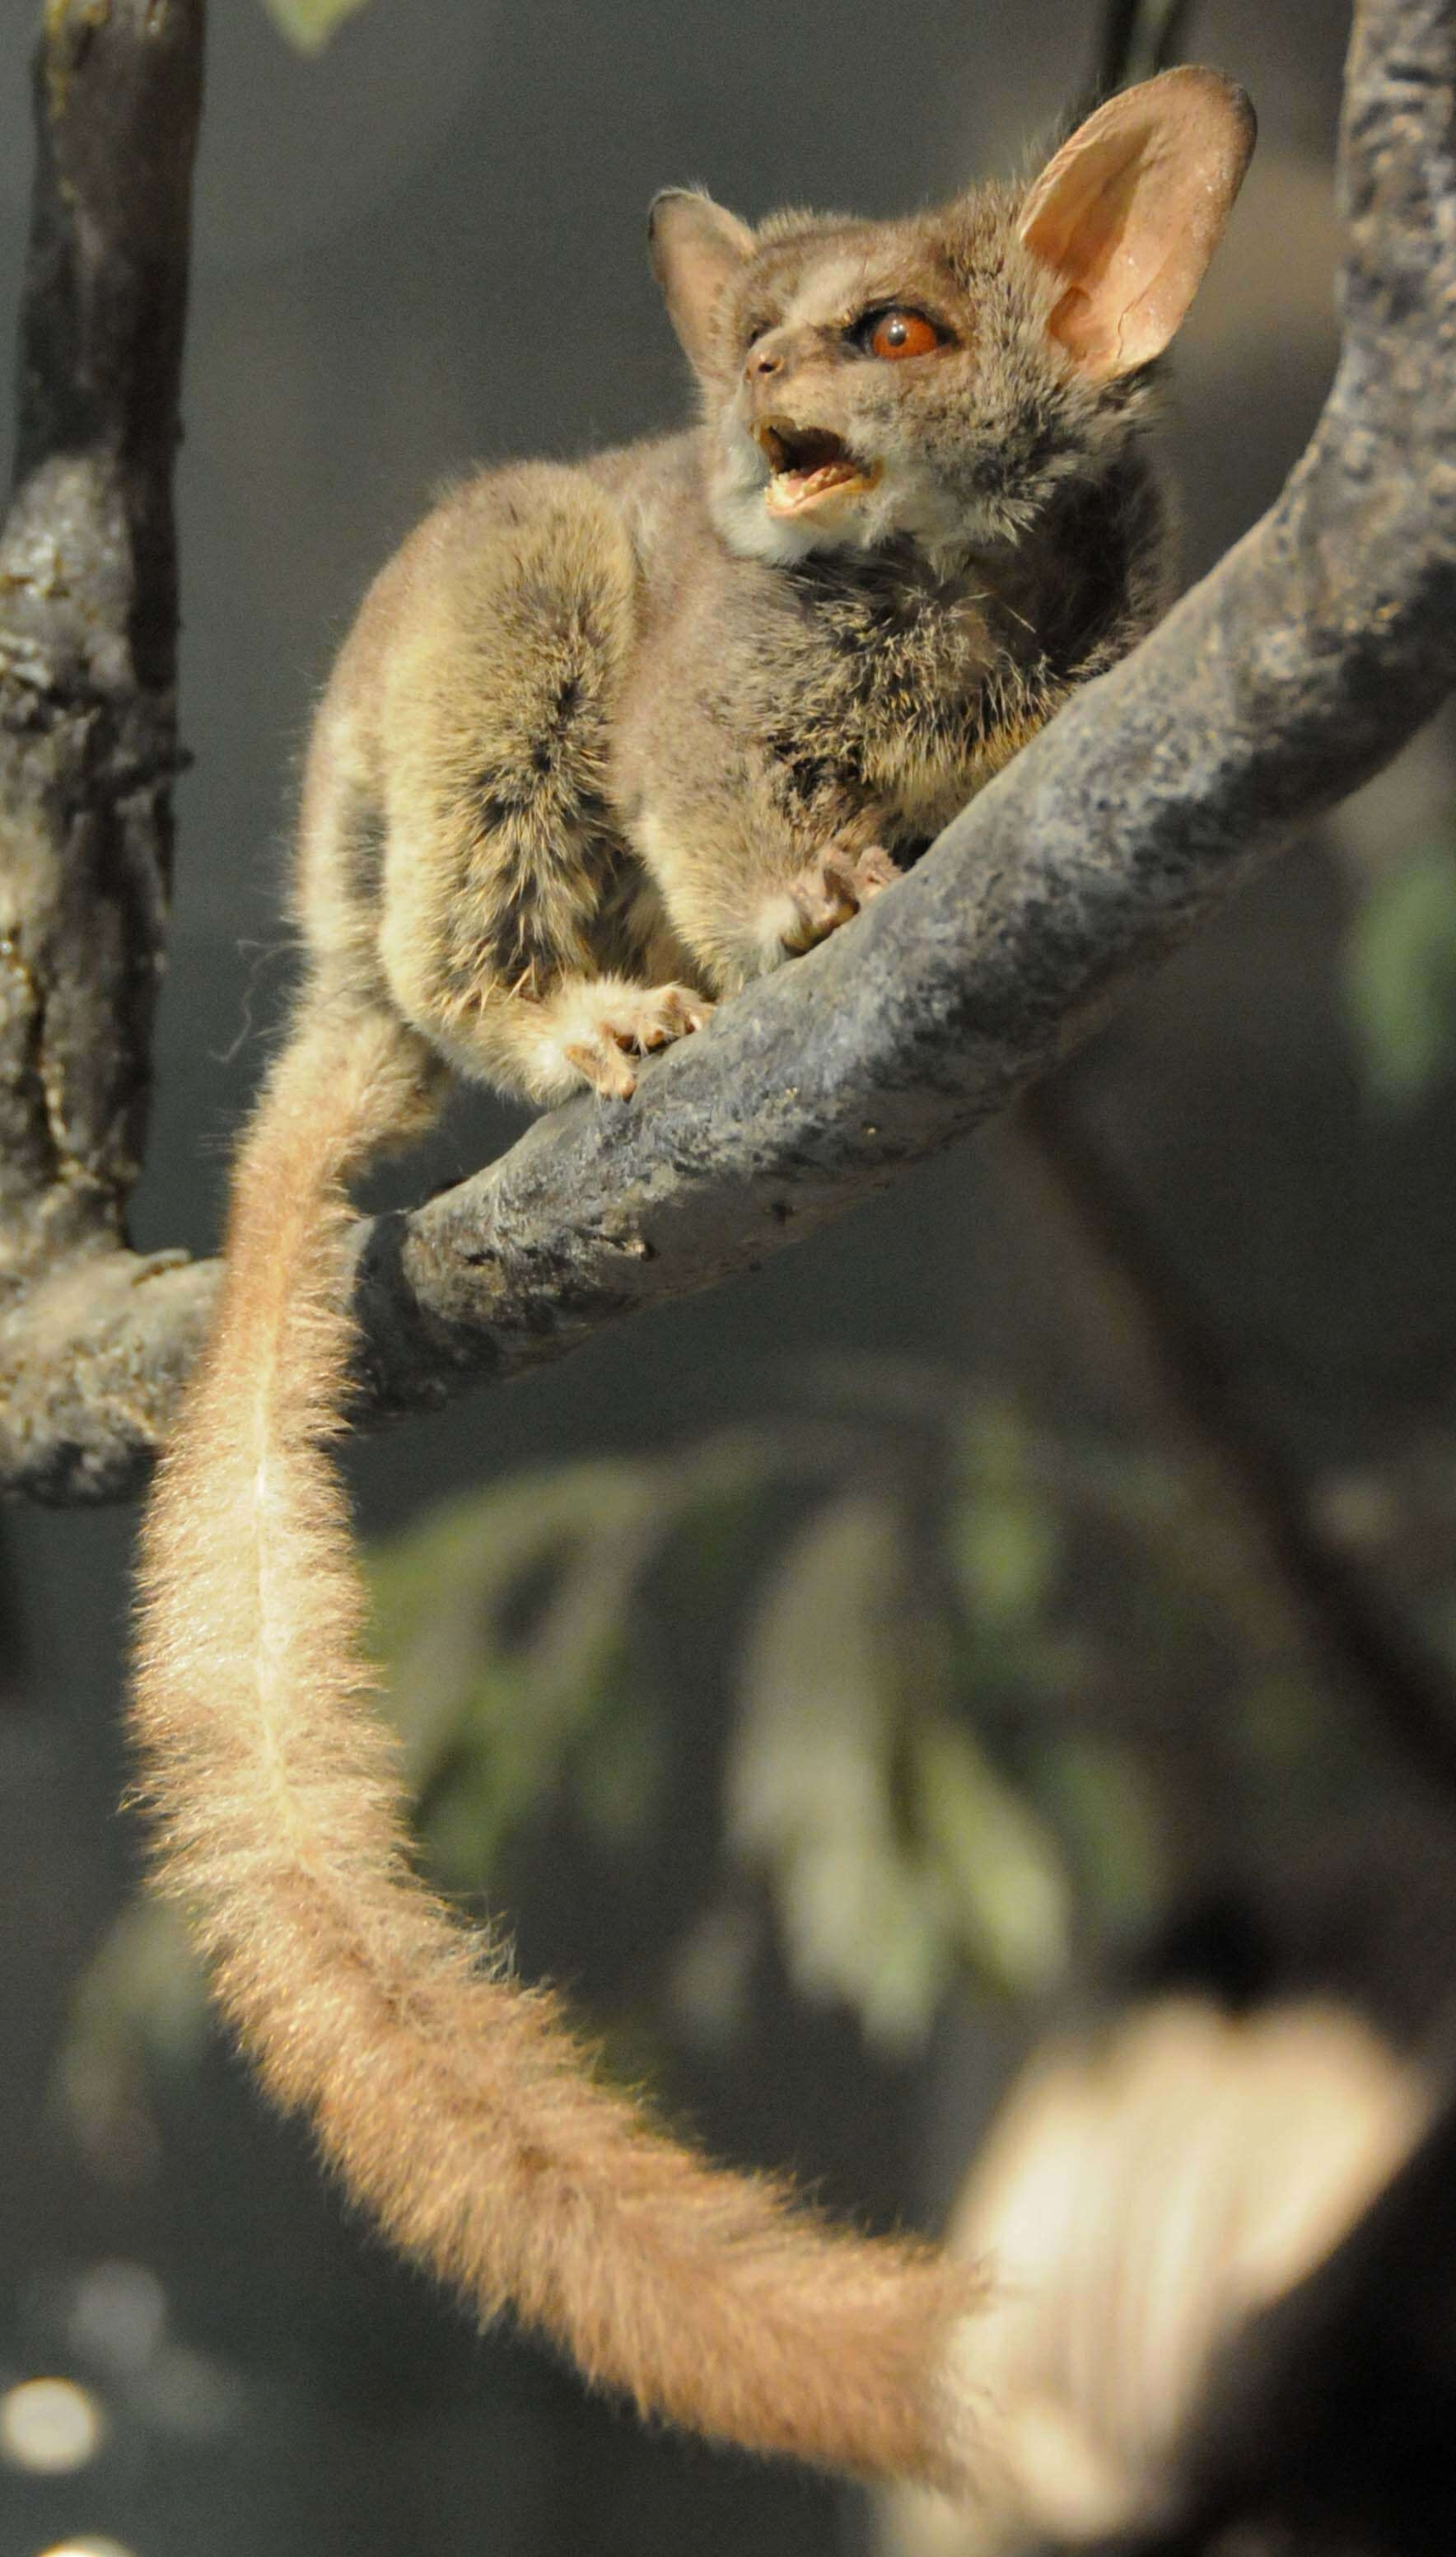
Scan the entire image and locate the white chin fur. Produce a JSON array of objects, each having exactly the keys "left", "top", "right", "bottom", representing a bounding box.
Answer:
[
  {"left": 708, "top": 418, "right": 996, "bottom": 572},
  {"left": 708, "top": 416, "right": 880, "bottom": 562},
  {"left": 712, "top": 470, "right": 830, "bottom": 563}
]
